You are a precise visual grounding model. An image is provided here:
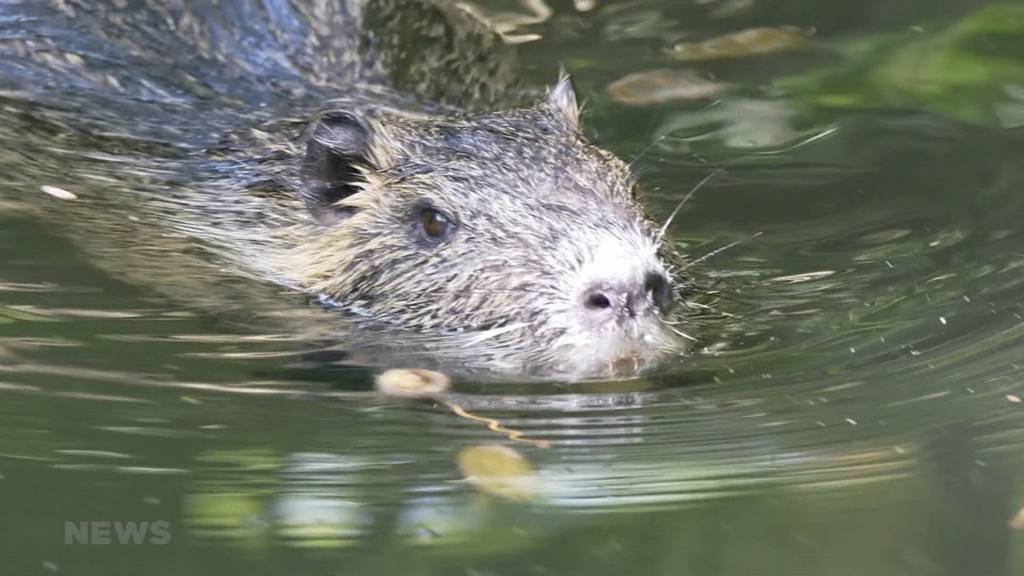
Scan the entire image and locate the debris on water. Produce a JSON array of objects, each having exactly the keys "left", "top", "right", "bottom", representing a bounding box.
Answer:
[
  {"left": 668, "top": 26, "right": 807, "bottom": 61},
  {"left": 456, "top": 444, "right": 537, "bottom": 501},
  {"left": 376, "top": 368, "right": 548, "bottom": 447},
  {"left": 770, "top": 270, "right": 836, "bottom": 284},
  {"left": 40, "top": 185, "right": 77, "bottom": 200},
  {"left": 480, "top": 0, "right": 551, "bottom": 44},
  {"left": 441, "top": 399, "right": 550, "bottom": 449},
  {"left": 375, "top": 368, "right": 451, "bottom": 398},
  {"left": 607, "top": 69, "right": 726, "bottom": 106},
  {"left": 1009, "top": 506, "right": 1024, "bottom": 529}
]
